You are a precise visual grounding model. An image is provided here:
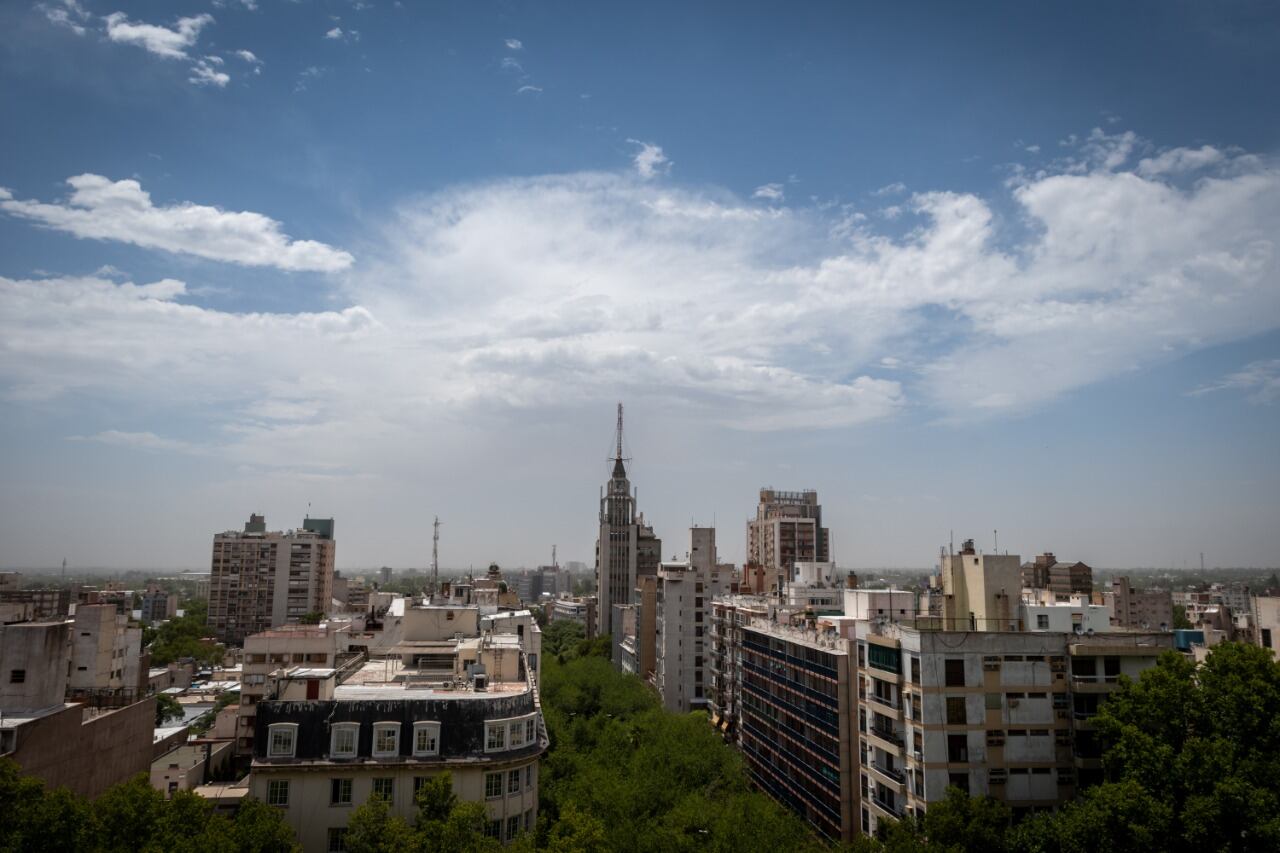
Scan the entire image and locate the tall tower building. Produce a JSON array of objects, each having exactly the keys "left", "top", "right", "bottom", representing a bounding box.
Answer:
[
  {"left": 595, "top": 404, "right": 661, "bottom": 638},
  {"left": 746, "top": 488, "right": 830, "bottom": 595},
  {"left": 207, "top": 514, "right": 335, "bottom": 645}
]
